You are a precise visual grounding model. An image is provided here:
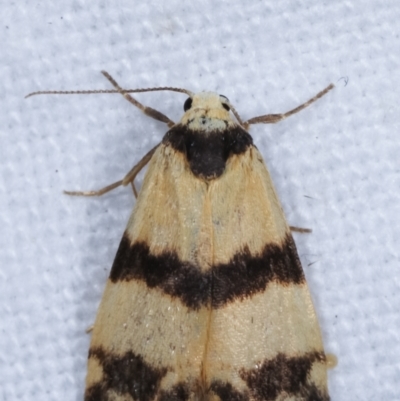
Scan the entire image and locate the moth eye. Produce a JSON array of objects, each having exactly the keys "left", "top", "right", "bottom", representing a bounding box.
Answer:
[
  {"left": 219, "top": 94, "right": 230, "bottom": 111},
  {"left": 184, "top": 98, "right": 193, "bottom": 111}
]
